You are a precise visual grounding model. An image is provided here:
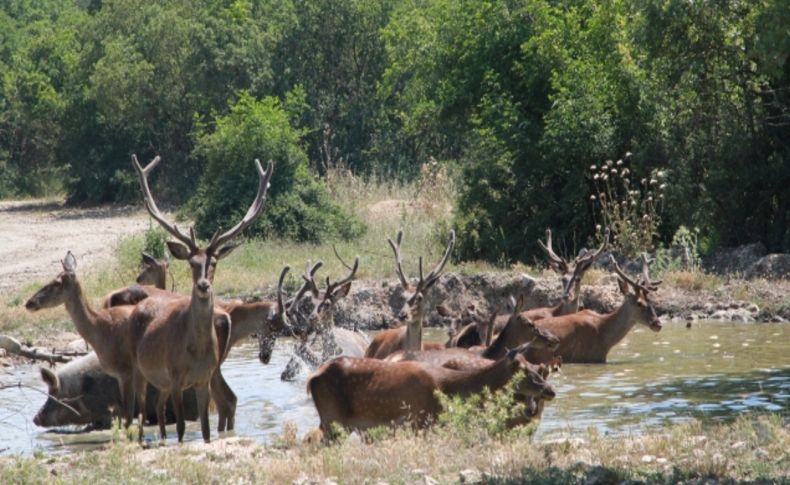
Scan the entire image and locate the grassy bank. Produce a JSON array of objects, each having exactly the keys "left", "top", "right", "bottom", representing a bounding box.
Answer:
[{"left": 1, "top": 415, "right": 787, "bottom": 484}]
